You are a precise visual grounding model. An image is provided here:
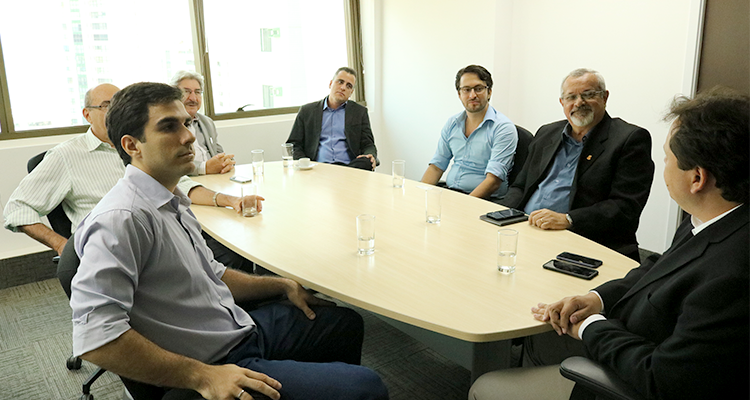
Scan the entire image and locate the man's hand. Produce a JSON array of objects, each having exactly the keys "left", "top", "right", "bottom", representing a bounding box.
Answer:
[
  {"left": 206, "top": 153, "right": 236, "bottom": 175},
  {"left": 356, "top": 154, "right": 377, "bottom": 170},
  {"left": 528, "top": 209, "right": 571, "bottom": 230},
  {"left": 218, "top": 194, "right": 265, "bottom": 215},
  {"left": 283, "top": 281, "right": 336, "bottom": 320},
  {"left": 194, "top": 363, "right": 281, "bottom": 400},
  {"left": 531, "top": 292, "right": 602, "bottom": 336}
]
